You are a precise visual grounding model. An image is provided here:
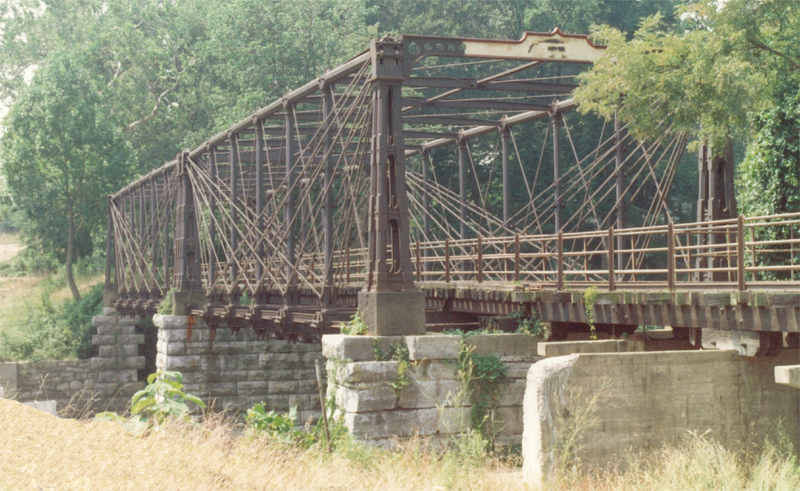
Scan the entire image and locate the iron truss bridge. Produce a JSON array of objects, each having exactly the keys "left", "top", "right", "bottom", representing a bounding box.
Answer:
[{"left": 104, "top": 30, "right": 800, "bottom": 348}]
